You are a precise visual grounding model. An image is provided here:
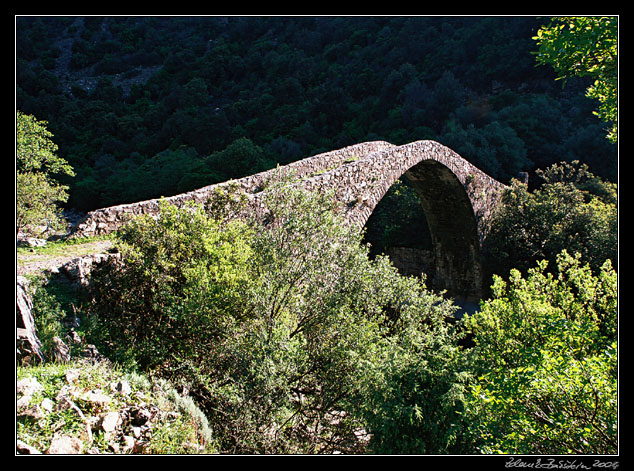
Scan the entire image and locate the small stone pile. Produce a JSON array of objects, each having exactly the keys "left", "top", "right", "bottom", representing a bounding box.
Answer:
[{"left": 16, "top": 367, "right": 194, "bottom": 454}]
